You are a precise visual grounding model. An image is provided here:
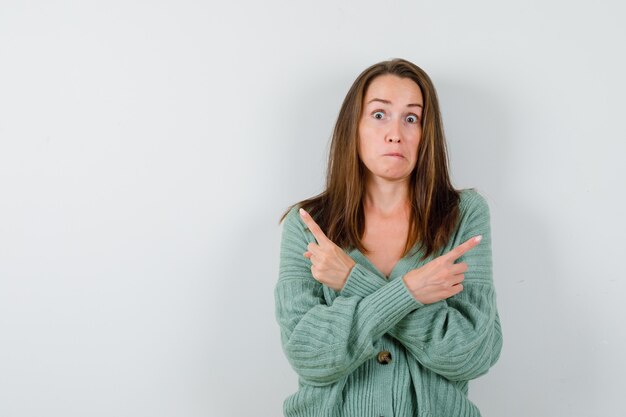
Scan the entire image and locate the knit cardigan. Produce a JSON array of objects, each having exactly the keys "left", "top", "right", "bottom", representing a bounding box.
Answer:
[{"left": 274, "top": 189, "right": 503, "bottom": 417}]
